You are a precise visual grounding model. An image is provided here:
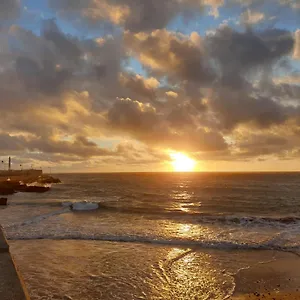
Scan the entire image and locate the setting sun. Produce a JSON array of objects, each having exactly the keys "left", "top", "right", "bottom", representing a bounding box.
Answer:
[{"left": 170, "top": 152, "right": 196, "bottom": 172}]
